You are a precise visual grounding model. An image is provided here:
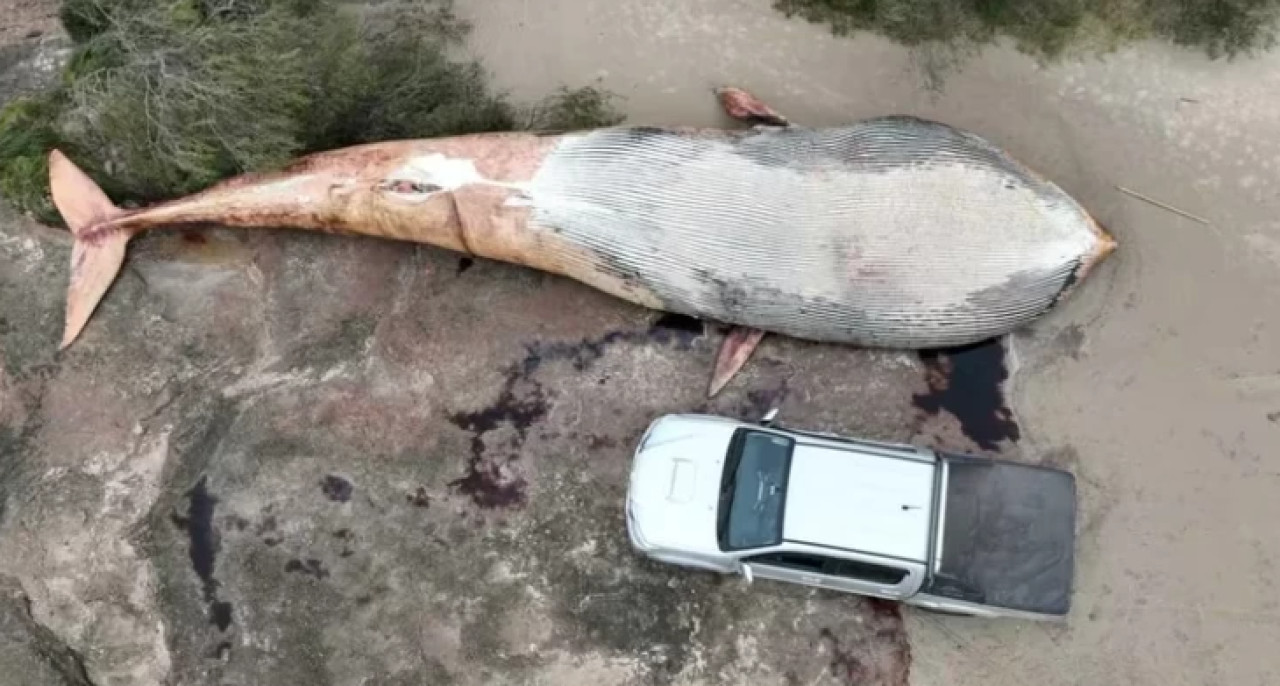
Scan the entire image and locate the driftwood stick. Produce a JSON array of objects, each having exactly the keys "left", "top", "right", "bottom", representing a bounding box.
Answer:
[{"left": 1115, "top": 185, "right": 1210, "bottom": 225}]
